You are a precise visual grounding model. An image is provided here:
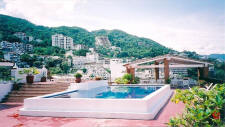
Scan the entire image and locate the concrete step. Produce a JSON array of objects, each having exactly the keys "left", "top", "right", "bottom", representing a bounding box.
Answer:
[
  {"left": 22, "top": 84, "right": 69, "bottom": 88},
  {"left": 10, "top": 91, "right": 63, "bottom": 94},
  {"left": 20, "top": 87, "right": 68, "bottom": 91},
  {"left": 4, "top": 81, "right": 70, "bottom": 103}
]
